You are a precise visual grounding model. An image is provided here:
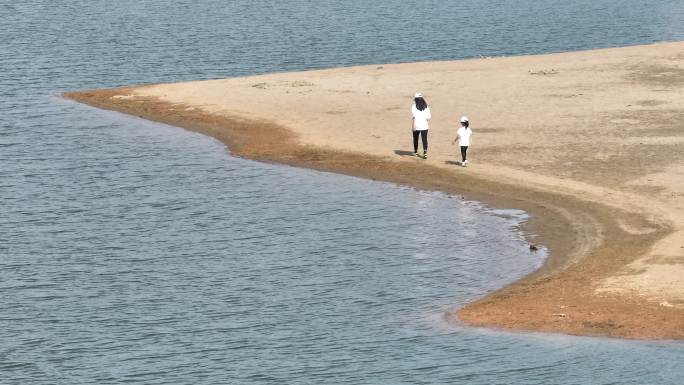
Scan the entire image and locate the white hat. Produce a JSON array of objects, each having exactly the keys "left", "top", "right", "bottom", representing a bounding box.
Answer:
[
  {"left": 460, "top": 116, "right": 469, "bottom": 123},
  {"left": 414, "top": 92, "right": 423, "bottom": 98}
]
